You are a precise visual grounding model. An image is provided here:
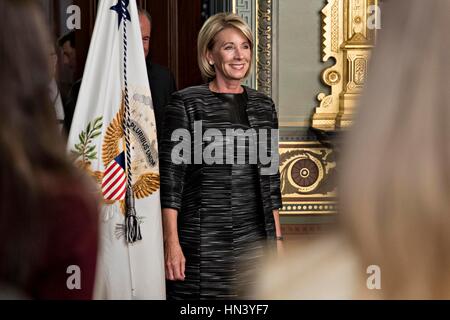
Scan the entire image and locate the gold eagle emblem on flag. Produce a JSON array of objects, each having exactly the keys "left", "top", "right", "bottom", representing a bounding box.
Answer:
[
  {"left": 103, "top": 89, "right": 160, "bottom": 200},
  {"left": 71, "top": 88, "right": 160, "bottom": 211}
]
